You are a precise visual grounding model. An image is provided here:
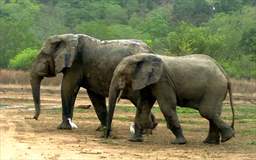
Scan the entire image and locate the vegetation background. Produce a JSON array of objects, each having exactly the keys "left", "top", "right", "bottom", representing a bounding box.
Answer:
[{"left": 0, "top": 0, "right": 255, "bottom": 78}]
